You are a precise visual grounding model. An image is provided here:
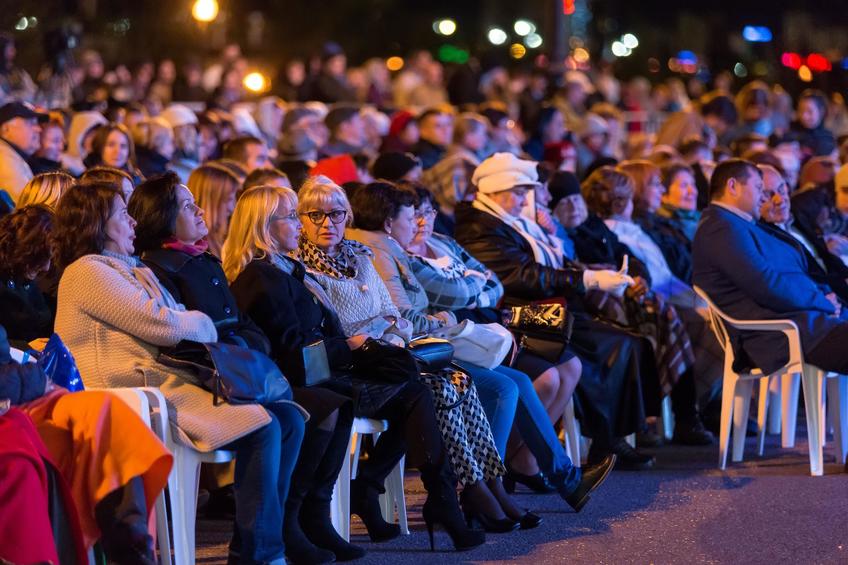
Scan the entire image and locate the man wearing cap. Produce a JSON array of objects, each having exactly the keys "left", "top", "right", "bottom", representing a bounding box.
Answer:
[
  {"left": 0, "top": 101, "right": 46, "bottom": 202},
  {"left": 456, "top": 153, "right": 665, "bottom": 469},
  {"left": 319, "top": 105, "right": 366, "bottom": 159}
]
